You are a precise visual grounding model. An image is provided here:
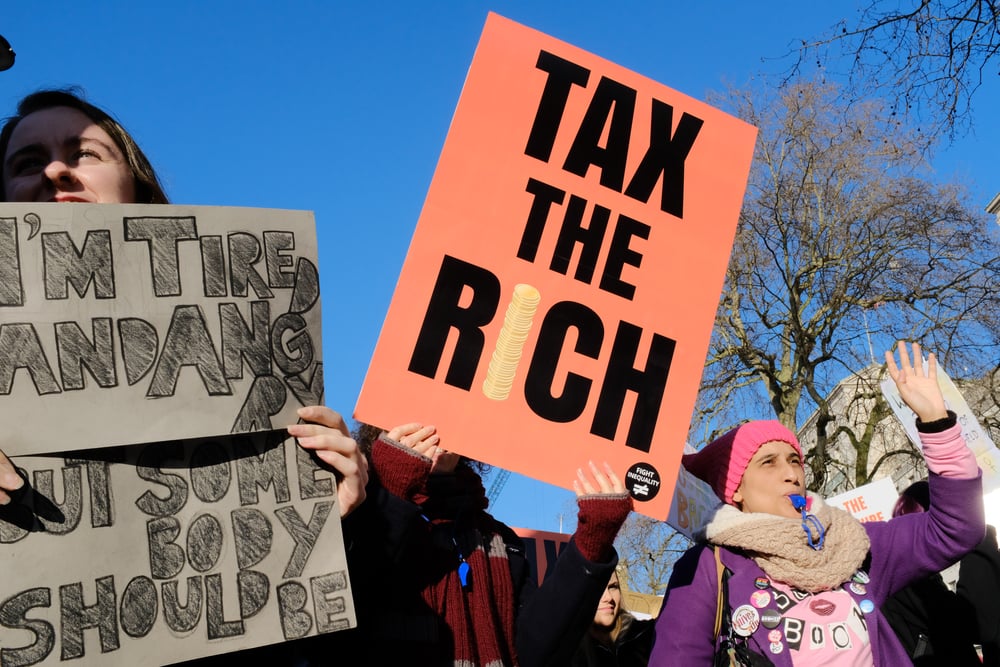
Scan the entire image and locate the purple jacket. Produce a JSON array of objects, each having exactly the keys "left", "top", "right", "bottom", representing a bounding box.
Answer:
[{"left": 650, "top": 473, "right": 984, "bottom": 666}]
